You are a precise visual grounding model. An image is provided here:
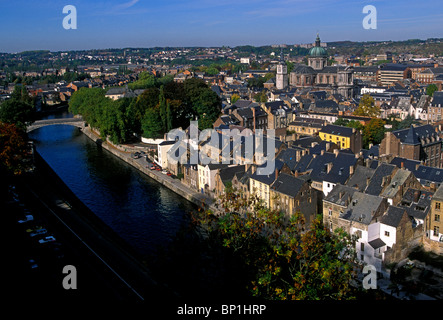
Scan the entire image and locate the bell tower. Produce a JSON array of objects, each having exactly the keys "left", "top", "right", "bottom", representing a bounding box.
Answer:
[{"left": 276, "top": 47, "right": 288, "bottom": 90}]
